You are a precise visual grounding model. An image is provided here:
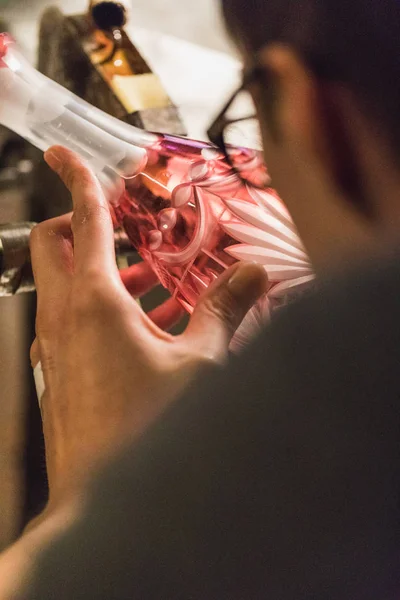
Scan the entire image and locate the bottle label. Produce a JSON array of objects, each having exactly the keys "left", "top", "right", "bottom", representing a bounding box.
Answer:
[{"left": 111, "top": 73, "right": 171, "bottom": 113}]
